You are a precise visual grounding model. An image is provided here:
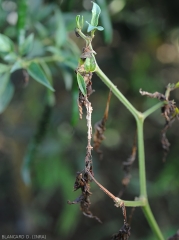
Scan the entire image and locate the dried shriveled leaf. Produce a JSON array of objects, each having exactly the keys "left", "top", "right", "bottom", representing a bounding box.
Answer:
[
  {"left": 111, "top": 203, "right": 131, "bottom": 240},
  {"left": 139, "top": 88, "right": 166, "bottom": 101},
  {"left": 118, "top": 133, "right": 137, "bottom": 197},
  {"left": 93, "top": 90, "right": 112, "bottom": 159}
]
